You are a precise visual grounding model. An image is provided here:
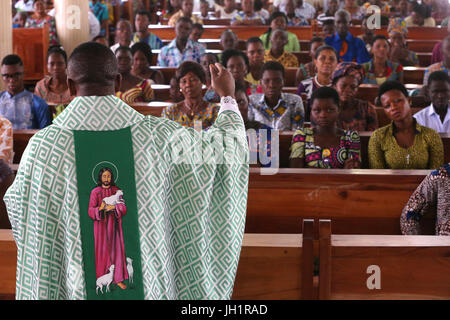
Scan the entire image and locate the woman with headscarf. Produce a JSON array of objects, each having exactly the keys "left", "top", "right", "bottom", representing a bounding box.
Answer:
[
  {"left": 332, "top": 62, "right": 379, "bottom": 131},
  {"left": 388, "top": 18, "right": 420, "bottom": 67}
]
